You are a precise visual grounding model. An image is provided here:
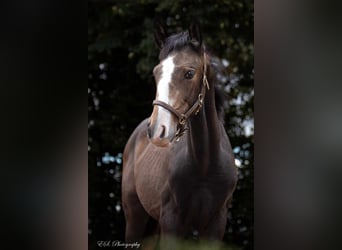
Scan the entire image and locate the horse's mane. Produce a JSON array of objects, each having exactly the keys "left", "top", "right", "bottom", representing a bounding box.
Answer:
[{"left": 159, "top": 31, "right": 226, "bottom": 123}]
